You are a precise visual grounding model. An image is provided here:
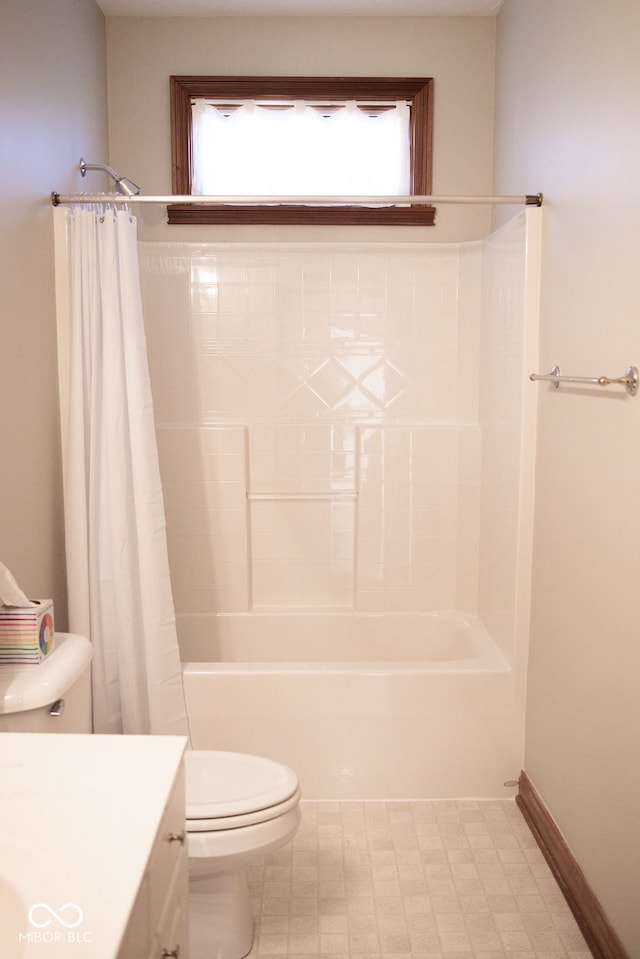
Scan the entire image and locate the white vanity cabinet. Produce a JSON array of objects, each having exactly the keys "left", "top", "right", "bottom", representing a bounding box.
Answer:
[
  {"left": 0, "top": 733, "right": 189, "bottom": 959},
  {"left": 118, "top": 761, "right": 188, "bottom": 959}
]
